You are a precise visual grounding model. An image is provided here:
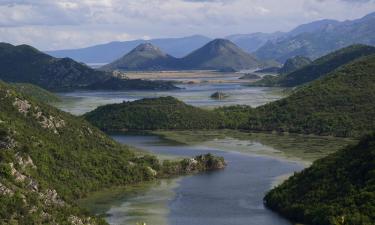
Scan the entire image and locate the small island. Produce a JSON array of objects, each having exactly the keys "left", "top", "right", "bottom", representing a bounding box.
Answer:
[
  {"left": 239, "top": 73, "right": 261, "bottom": 80},
  {"left": 210, "top": 91, "right": 229, "bottom": 100}
]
